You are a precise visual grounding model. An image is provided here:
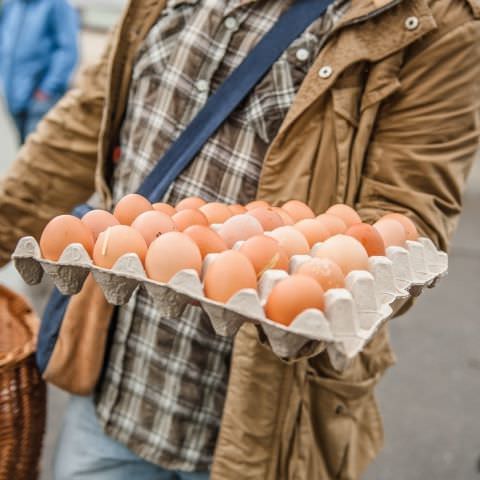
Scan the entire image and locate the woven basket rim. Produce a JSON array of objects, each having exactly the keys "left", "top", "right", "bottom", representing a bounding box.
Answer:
[{"left": 0, "top": 285, "right": 39, "bottom": 369}]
